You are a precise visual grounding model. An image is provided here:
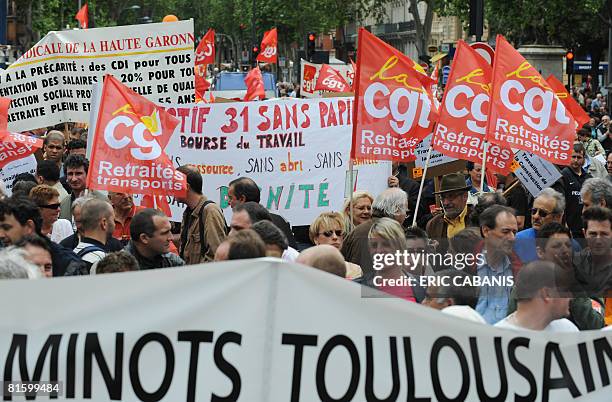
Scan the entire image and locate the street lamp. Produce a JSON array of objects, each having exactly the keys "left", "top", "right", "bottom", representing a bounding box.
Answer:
[{"left": 118, "top": 5, "right": 141, "bottom": 25}]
